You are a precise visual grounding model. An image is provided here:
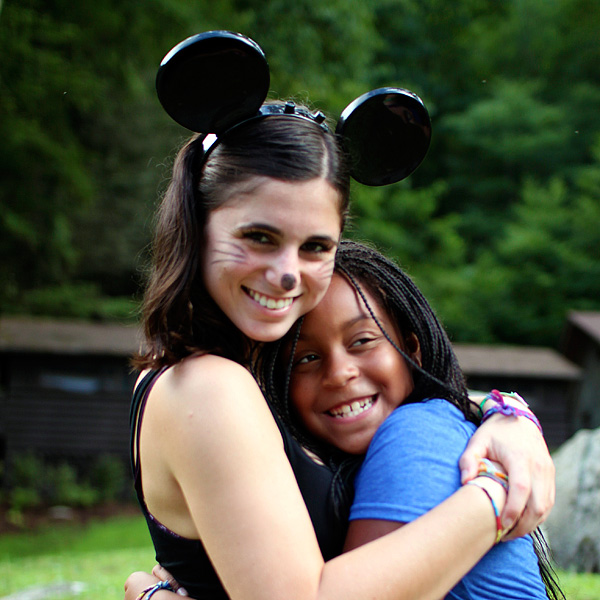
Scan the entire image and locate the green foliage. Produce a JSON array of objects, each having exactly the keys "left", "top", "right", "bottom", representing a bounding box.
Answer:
[
  {"left": 5, "top": 282, "right": 139, "bottom": 322},
  {"left": 89, "top": 454, "right": 128, "bottom": 504},
  {"left": 1, "top": 0, "right": 599, "bottom": 346},
  {"left": 49, "top": 463, "right": 99, "bottom": 508},
  {"left": 4, "top": 453, "right": 130, "bottom": 522}
]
